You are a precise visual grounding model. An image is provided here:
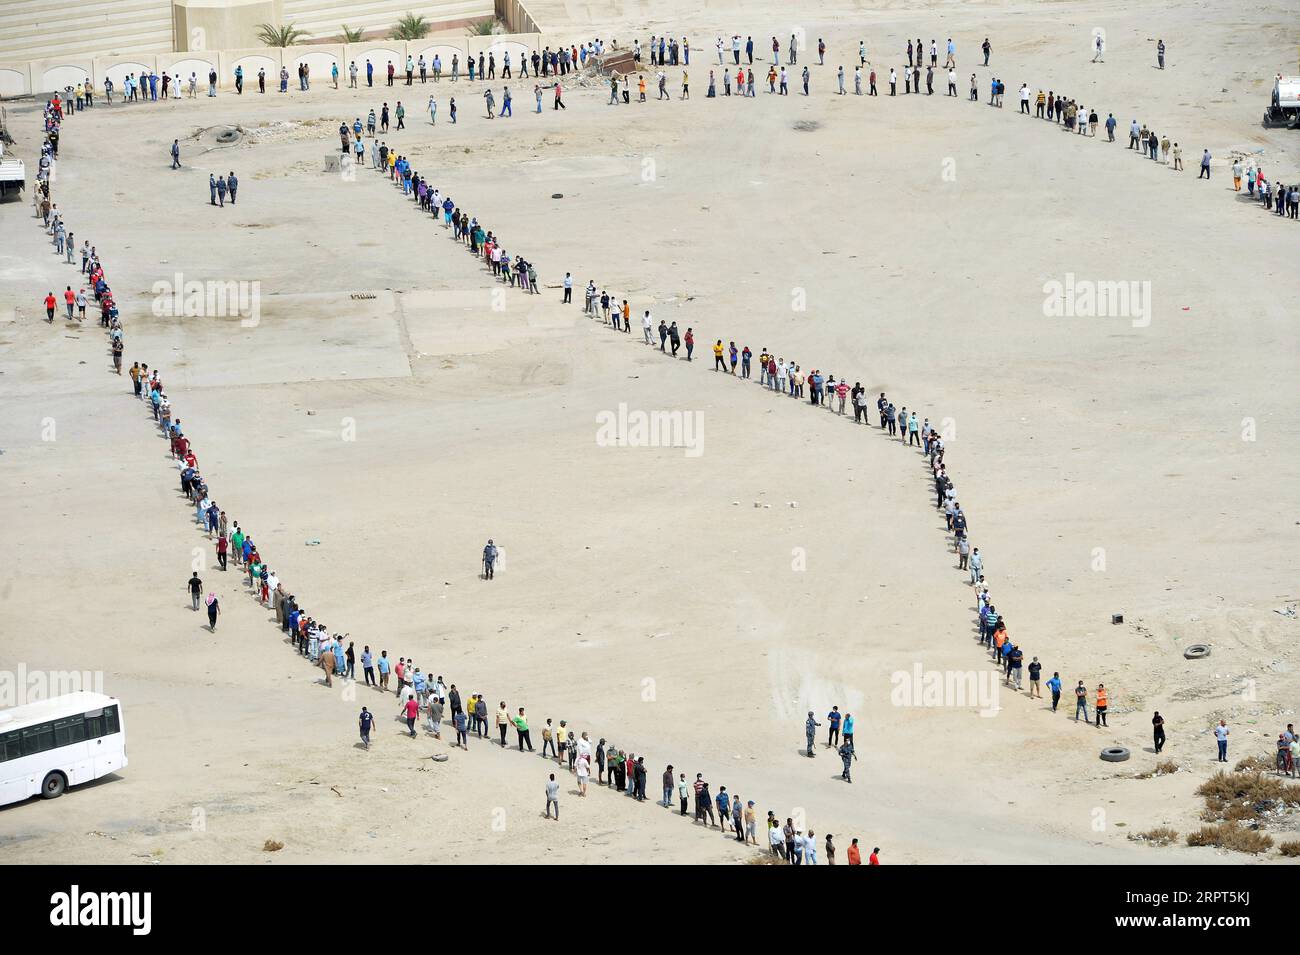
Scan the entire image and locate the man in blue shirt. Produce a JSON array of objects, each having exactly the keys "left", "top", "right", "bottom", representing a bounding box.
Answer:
[
  {"left": 1046, "top": 672, "right": 1062, "bottom": 711},
  {"left": 358, "top": 707, "right": 373, "bottom": 748},
  {"left": 826, "top": 706, "right": 842, "bottom": 747}
]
